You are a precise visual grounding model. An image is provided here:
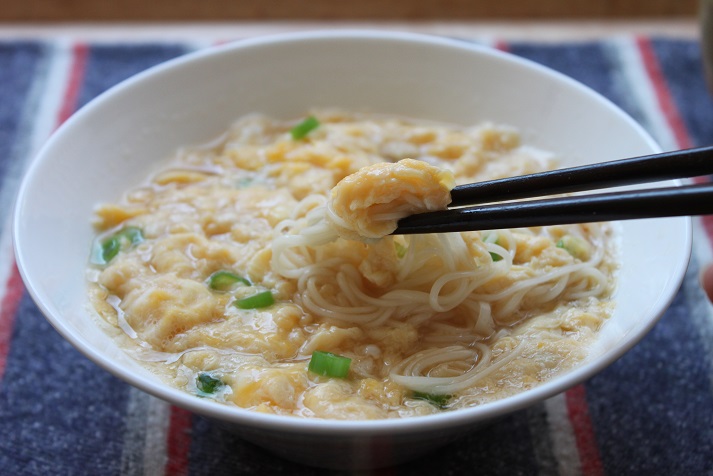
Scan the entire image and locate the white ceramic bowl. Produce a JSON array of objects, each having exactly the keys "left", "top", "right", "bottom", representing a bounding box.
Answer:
[{"left": 13, "top": 30, "right": 691, "bottom": 469}]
